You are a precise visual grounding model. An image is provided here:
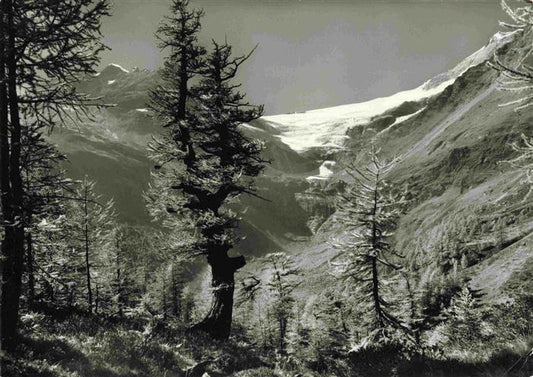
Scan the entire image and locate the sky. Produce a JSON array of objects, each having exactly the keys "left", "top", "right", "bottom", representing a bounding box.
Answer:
[{"left": 99, "top": 0, "right": 504, "bottom": 115}]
